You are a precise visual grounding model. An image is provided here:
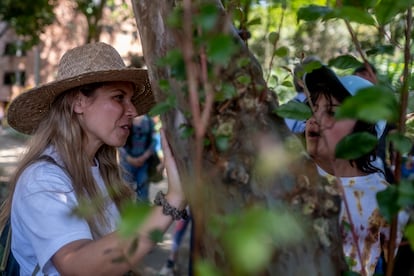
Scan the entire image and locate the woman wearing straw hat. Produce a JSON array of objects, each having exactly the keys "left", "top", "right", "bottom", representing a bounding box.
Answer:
[{"left": 0, "top": 42, "right": 187, "bottom": 275}]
